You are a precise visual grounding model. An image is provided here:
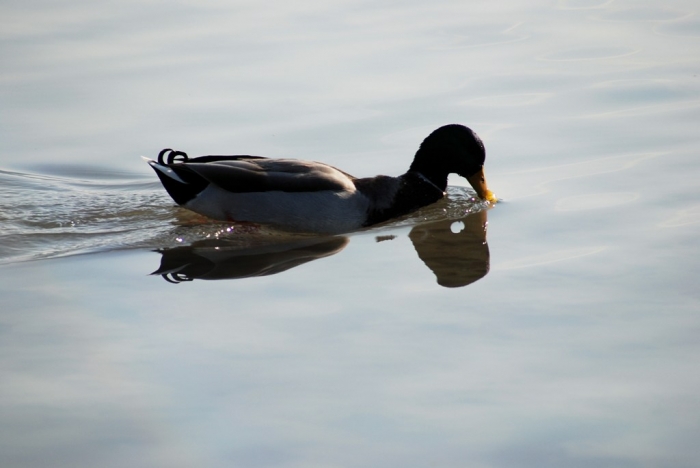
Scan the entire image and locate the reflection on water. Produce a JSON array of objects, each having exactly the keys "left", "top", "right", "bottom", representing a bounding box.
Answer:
[
  {"left": 151, "top": 209, "right": 490, "bottom": 288},
  {"left": 409, "top": 210, "right": 489, "bottom": 288},
  {"left": 152, "top": 236, "right": 349, "bottom": 283}
]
